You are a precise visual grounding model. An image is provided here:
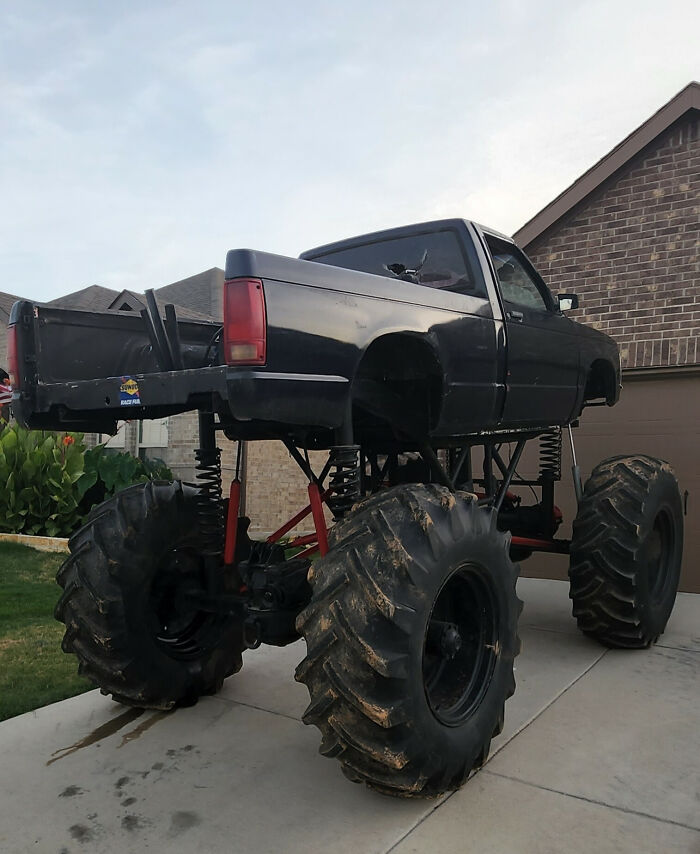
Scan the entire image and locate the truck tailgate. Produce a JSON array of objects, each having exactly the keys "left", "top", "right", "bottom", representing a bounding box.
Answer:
[{"left": 8, "top": 300, "right": 223, "bottom": 432}]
